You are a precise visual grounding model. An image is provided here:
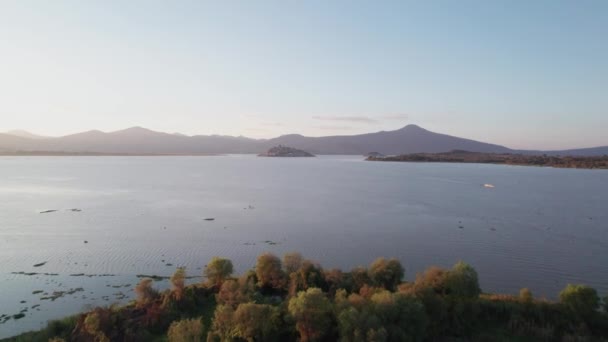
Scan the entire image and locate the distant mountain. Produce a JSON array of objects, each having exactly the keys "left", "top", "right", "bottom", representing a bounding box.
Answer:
[
  {"left": 0, "top": 125, "right": 605, "bottom": 156},
  {"left": 4, "top": 130, "right": 48, "bottom": 139},
  {"left": 266, "top": 125, "right": 512, "bottom": 155}
]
